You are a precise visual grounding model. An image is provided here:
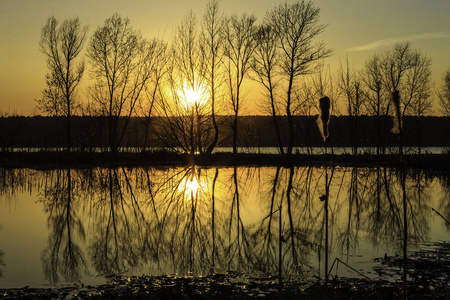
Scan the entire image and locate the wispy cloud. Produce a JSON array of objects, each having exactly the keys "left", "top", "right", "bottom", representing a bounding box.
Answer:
[{"left": 347, "top": 32, "right": 449, "bottom": 52}]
